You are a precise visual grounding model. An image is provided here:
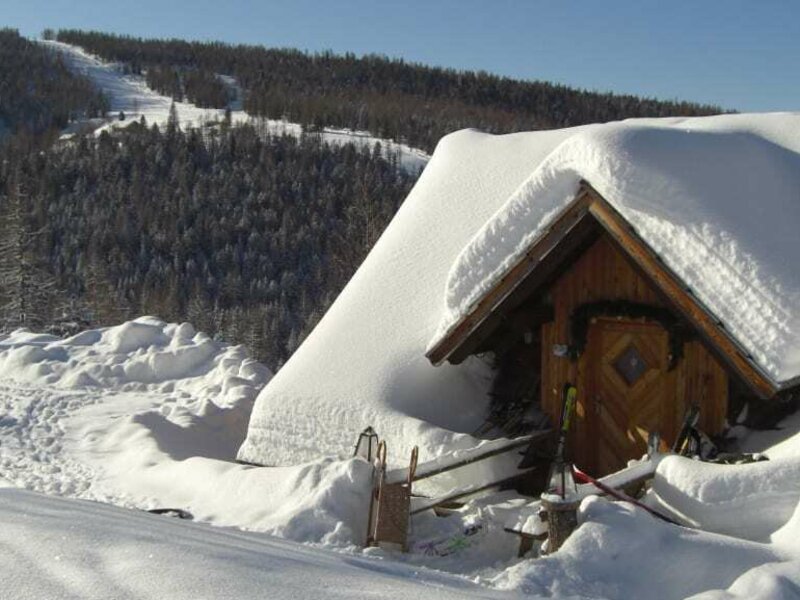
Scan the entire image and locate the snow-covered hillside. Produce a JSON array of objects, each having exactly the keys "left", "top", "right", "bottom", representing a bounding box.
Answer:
[
  {"left": 0, "top": 317, "right": 374, "bottom": 544},
  {"left": 41, "top": 40, "right": 430, "bottom": 172}
]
